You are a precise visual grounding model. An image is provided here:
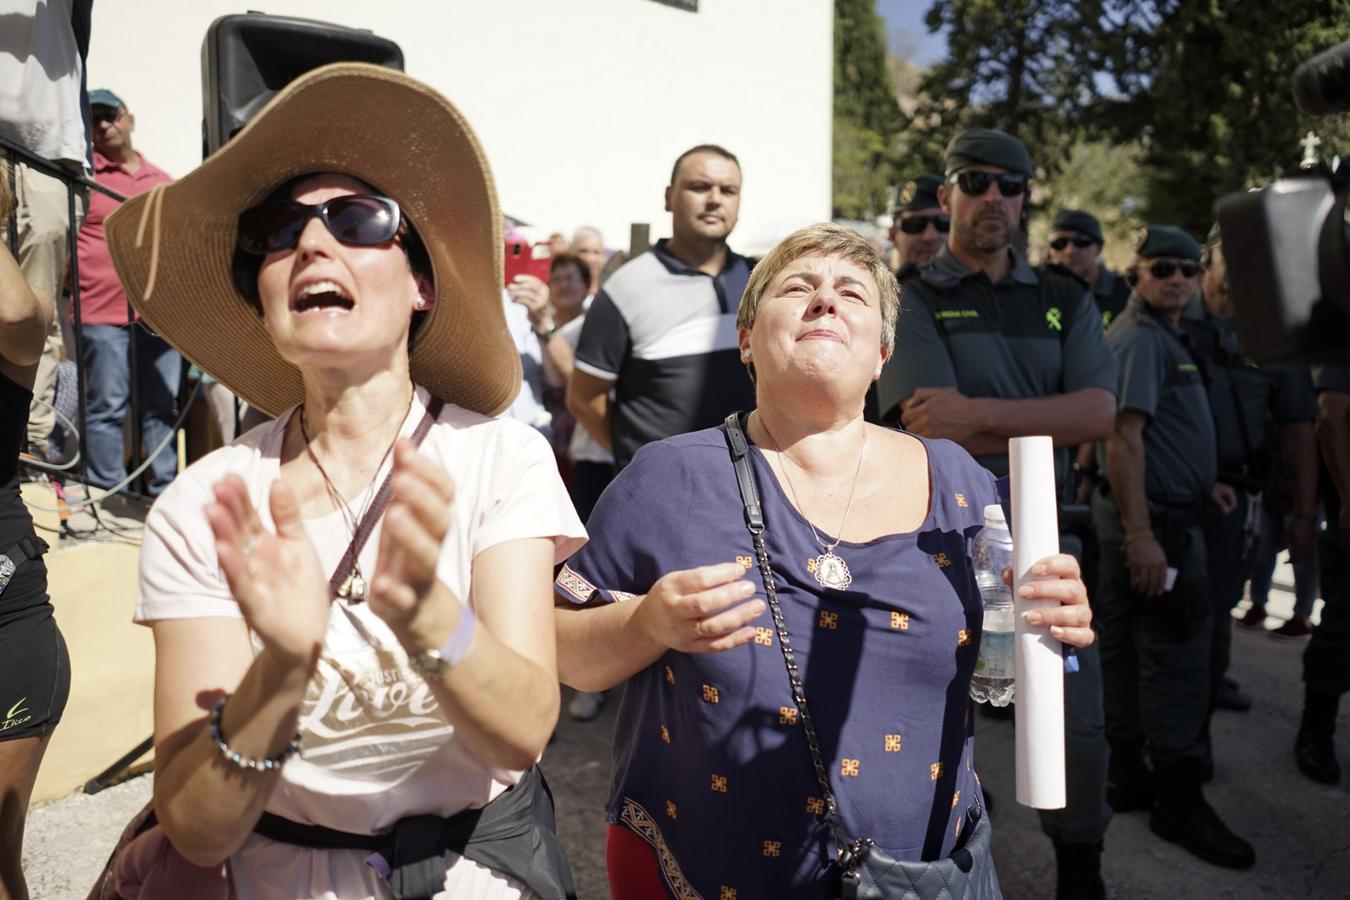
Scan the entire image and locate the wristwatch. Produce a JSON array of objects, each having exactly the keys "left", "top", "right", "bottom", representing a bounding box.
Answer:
[
  {"left": 533, "top": 324, "right": 557, "bottom": 343},
  {"left": 407, "top": 606, "right": 477, "bottom": 680},
  {"left": 408, "top": 647, "right": 453, "bottom": 680}
]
